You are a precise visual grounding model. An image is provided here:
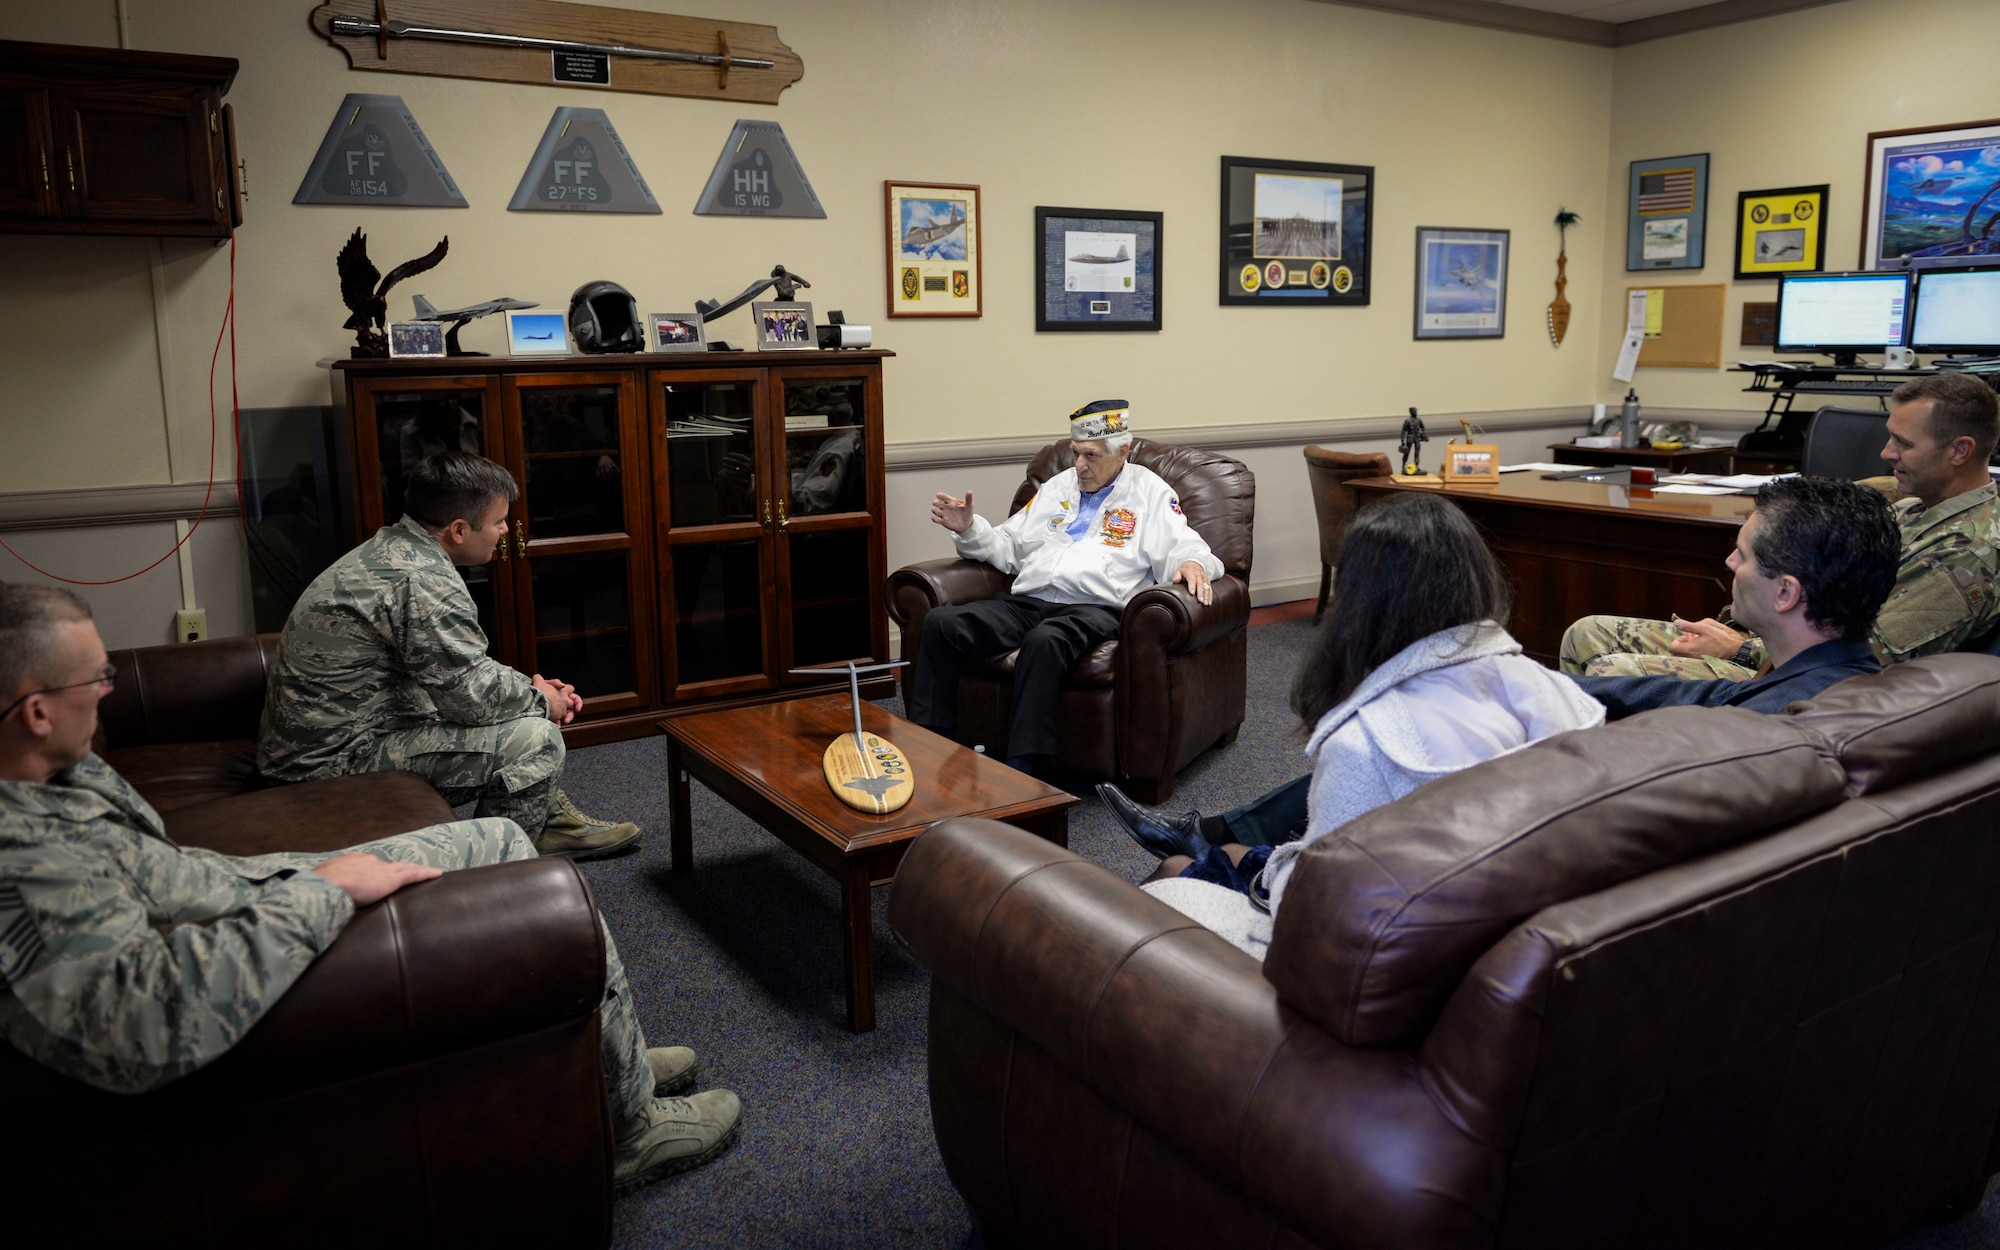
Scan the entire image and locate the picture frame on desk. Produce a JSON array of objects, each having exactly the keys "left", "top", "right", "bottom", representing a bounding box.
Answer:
[
  {"left": 1861, "top": 119, "right": 2000, "bottom": 269},
  {"left": 1733, "top": 185, "right": 1828, "bottom": 280},
  {"left": 1443, "top": 443, "right": 1500, "bottom": 483},
  {"left": 648, "top": 312, "right": 707, "bottom": 353},
  {"left": 885, "top": 181, "right": 982, "bottom": 318},
  {"left": 1035, "top": 206, "right": 1163, "bottom": 332},
  {"left": 386, "top": 320, "right": 446, "bottom": 358},
  {"left": 1626, "top": 153, "right": 1709, "bottom": 272},
  {"left": 1413, "top": 227, "right": 1508, "bottom": 339},
  {"left": 1219, "top": 155, "right": 1372, "bottom": 307}
]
